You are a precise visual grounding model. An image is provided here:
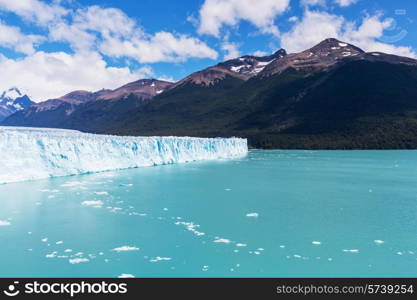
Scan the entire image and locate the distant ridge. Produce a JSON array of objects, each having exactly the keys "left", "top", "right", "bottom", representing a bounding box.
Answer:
[{"left": 3, "top": 38, "right": 417, "bottom": 149}]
